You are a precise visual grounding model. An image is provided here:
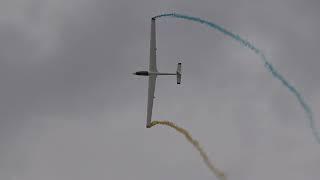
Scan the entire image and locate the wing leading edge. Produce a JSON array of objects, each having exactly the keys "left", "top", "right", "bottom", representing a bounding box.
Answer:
[{"left": 146, "top": 18, "right": 157, "bottom": 128}]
